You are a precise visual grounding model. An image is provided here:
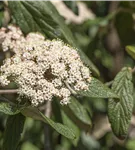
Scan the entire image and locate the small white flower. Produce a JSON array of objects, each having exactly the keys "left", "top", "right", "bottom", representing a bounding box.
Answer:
[
  {"left": 0, "top": 25, "right": 91, "bottom": 106},
  {"left": 0, "top": 75, "right": 10, "bottom": 86}
]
